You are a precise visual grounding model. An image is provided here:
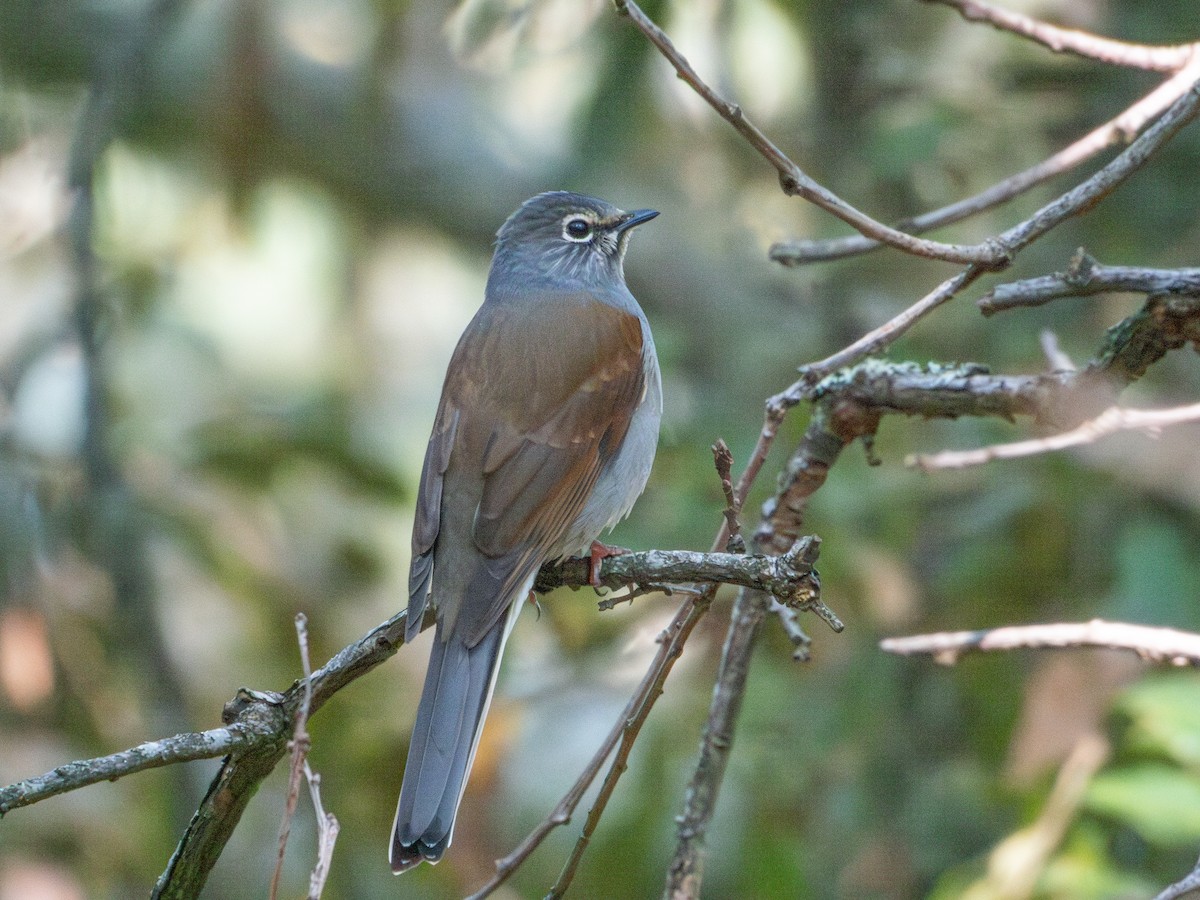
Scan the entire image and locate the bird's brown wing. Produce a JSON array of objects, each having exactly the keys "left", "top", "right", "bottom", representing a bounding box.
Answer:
[
  {"left": 404, "top": 401, "right": 459, "bottom": 642},
  {"left": 409, "top": 290, "right": 645, "bottom": 647}
]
